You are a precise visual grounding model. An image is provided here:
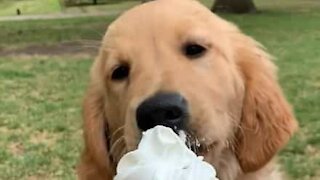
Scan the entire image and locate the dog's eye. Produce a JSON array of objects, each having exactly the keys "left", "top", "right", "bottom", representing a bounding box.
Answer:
[
  {"left": 111, "top": 64, "right": 130, "bottom": 81},
  {"left": 183, "top": 43, "right": 206, "bottom": 59}
]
